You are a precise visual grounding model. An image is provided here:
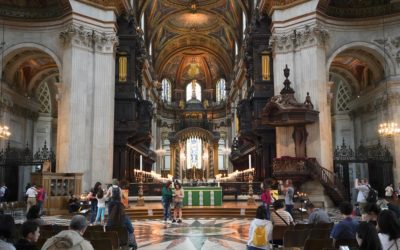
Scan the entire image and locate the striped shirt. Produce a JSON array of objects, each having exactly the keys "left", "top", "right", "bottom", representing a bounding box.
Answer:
[{"left": 271, "top": 209, "right": 294, "bottom": 226}]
